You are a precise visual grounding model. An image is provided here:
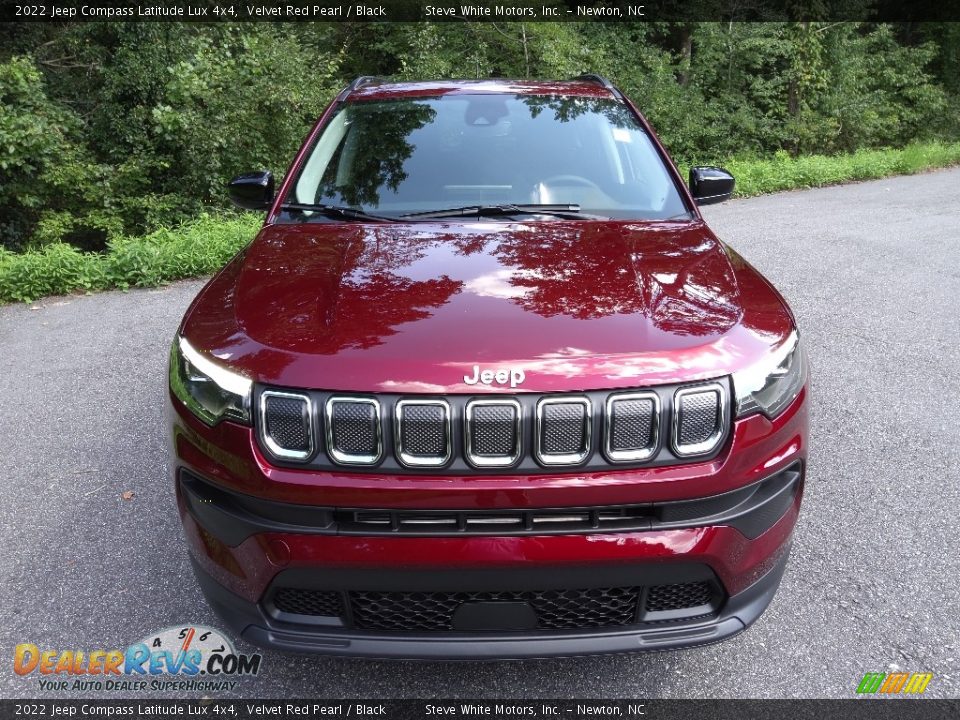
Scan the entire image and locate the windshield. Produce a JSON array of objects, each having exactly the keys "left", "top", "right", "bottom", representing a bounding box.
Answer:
[{"left": 285, "top": 94, "right": 691, "bottom": 221}]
